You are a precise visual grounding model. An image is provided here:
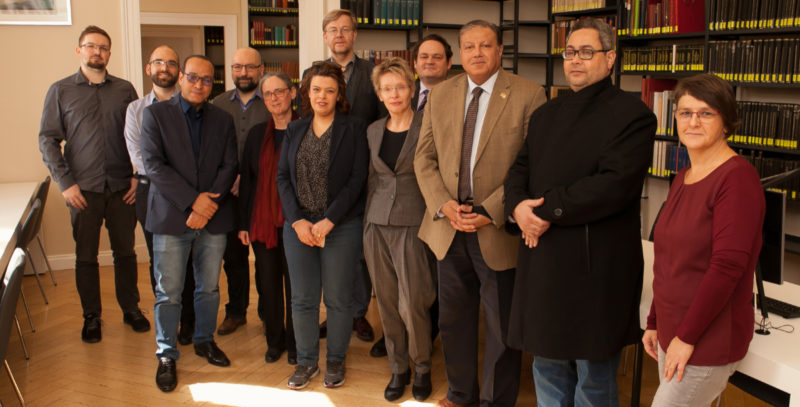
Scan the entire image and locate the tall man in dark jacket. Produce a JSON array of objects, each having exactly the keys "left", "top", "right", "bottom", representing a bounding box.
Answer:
[
  {"left": 39, "top": 25, "right": 149, "bottom": 344},
  {"left": 504, "top": 18, "right": 656, "bottom": 406},
  {"left": 141, "top": 55, "right": 238, "bottom": 392}
]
